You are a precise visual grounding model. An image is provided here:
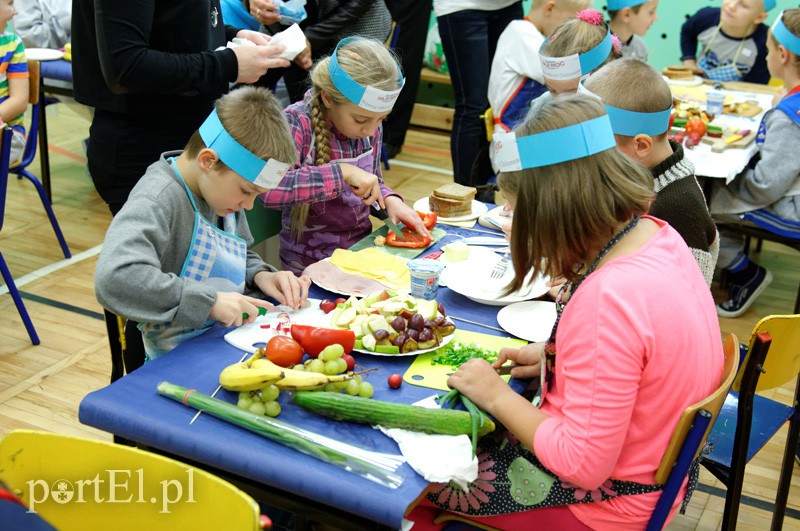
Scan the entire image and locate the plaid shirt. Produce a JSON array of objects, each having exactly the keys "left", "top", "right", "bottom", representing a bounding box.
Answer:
[{"left": 259, "top": 94, "right": 393, "bottom": 208}]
